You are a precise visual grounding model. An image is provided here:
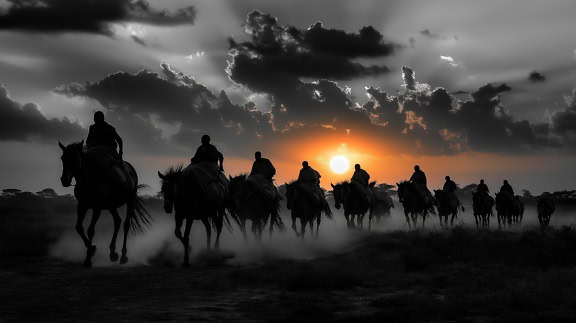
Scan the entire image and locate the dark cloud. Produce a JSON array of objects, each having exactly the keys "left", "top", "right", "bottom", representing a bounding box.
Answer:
[
  {"left": 550, "top": 88, "right": 576, "bottom": 143},
  {"left": 402, "top": 66, "right": 416, "bottom": 91},
  {"left": 54, "top": 65, "right": 273, "bottom": 155},
  {"left": 0, "top": 0, "right": 196, "bottom": 35},
  {"left": 528, "top": 71, "right": 546, "bottom": 82},
  {"left": 361, "top": 71, "right": 562, "bottom": 154},
  {"left": 0, "top": 83, "right": 84, "bottom": 143},
  {"left": 420, "top": 28, "right": 458, "bottom": 41},
  {"left": 228, "top": 10, "right": 395, "bottom": 96},
  {"left": 53, "top": 59, "right": 573, "bottom": 157},
  {"left": 130, "top": 35, "right": 147, "bottom": 47},
  {"left": 226, "top": 10, "right": 398, "bottom": 132}
]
